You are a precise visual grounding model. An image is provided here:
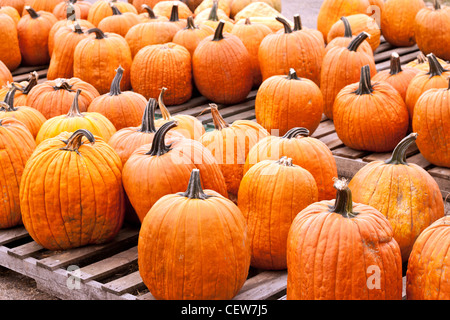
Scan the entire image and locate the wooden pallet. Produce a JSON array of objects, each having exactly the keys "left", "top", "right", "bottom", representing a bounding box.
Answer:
[{"left": 0, "top": 37, "right": 428, "bottom": 301}]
